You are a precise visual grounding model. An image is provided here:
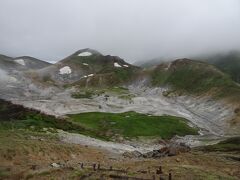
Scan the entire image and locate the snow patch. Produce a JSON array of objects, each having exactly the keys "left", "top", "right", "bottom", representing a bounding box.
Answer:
[
  {"left": 78, "top": 52, "right": 92, "bottom": 57},
  {"left": 114, "top": 62, "right": 122, "bottom": 67},
  {"left": 14, "top": 59, "right": 25, "bottom": 66},
  {"left": 83, "top": 74, "right": 94, "bottom": 78},
  {"left": 82, "top": 63, "right": 89, "bottom": 66},
  {"left": 51, "top": 163, "right": 60, "bottom": 168},
  {"left": 123, "top": 64, "right": 129, "bottom": 67},
  {"left": 59, "top": 66, "right": 72, "bottom": 75}
]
